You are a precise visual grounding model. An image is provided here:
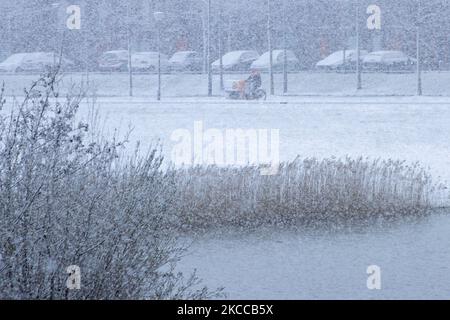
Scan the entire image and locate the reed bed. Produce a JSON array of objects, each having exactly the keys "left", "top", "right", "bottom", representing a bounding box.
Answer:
[{"left": 171, "top": 157, "right": 436, "bottom": 230}]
